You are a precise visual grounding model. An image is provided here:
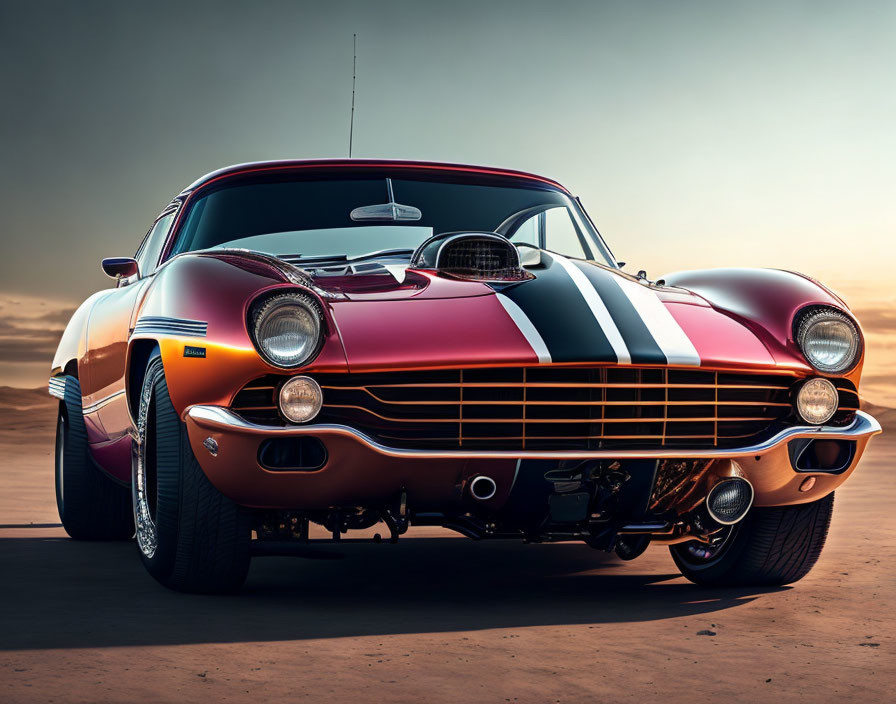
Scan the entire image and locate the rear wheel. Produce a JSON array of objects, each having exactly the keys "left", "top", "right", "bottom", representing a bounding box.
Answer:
[
  {"left": 133, "top": 354, "right": 251, "bottom": 593},
  {"left": 670, "top": 493, "right": 835, "bottom": 587},
  {"left": 54, "top": 377, "right": 133, "bottom": 540}
]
